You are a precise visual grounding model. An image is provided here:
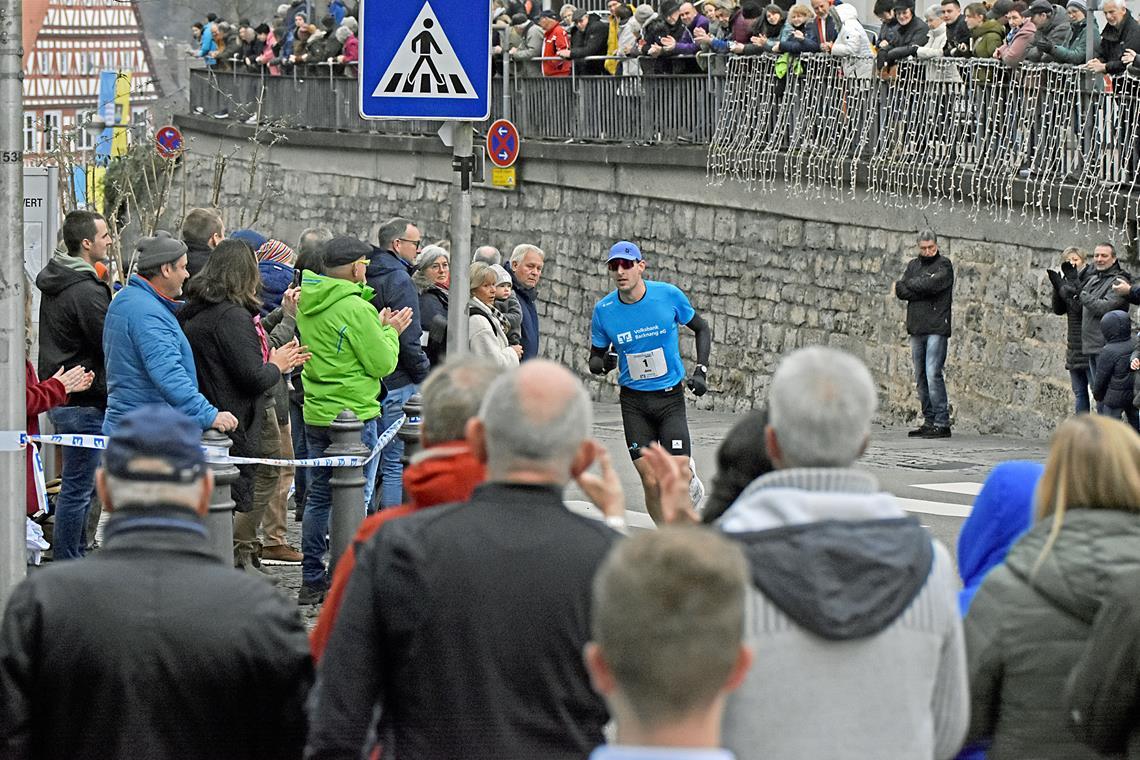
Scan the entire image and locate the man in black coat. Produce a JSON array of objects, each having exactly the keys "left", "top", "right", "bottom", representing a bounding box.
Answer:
[
  {"left": 894, "top": 230, "right": 954, "bottom": 439},
  {"left": 1088, "top": 0, "right": 1140, "bottom": 75},
  {"left": 940, "top": 0, "right": 971, "bottom": 53},
  {"left": 0, "top": 405, "right": 313, "bottom": 760},
  {"left": 877, "top": 0, "right": 930, "bottom": 66},
  {"left": 306, "top": 361, "right": 620, "bottom": 760},
  {"left": 562, "top": 9, "right": 609, "bottom": 74},
  {"left": 35, "top": 210, "right": 112, "bottom": 560},
  {"left": 366, "top": 217, "right": 431, "bottom": 510}
]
